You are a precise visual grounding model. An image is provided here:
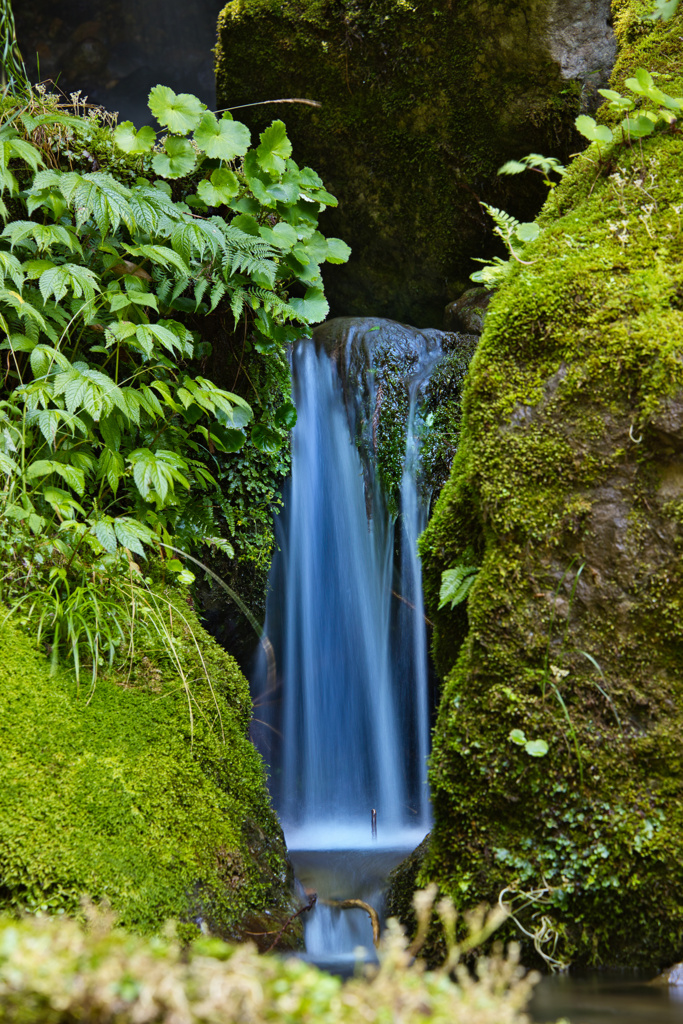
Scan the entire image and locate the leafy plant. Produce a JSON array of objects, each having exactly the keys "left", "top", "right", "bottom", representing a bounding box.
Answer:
[
  {"left": 575, "top": 69, "right": 683, "bottom": 149},
  {"left": 645, "top": 0, "right": 680, "bottom": 20},
  {"left": 0, "top": 83, "right": 350, "bottom": 684},
  {"left": 498, "top": 153, "right": 567, "bottom": 189},
  {"left": 470, "top": 204, "right": 539, "bottom": 288},
  {"left": 438, "top": 563, "right": 479, "bottom": 609},
  {"left": 508, "top": 729, "right": 549, "bottom": 758}
]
